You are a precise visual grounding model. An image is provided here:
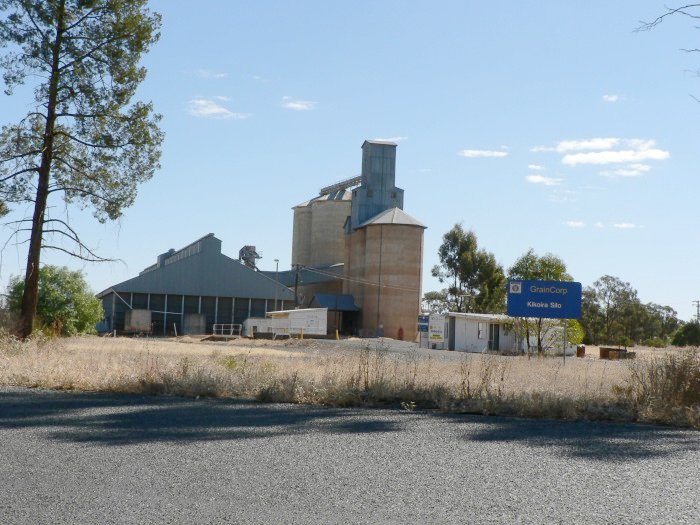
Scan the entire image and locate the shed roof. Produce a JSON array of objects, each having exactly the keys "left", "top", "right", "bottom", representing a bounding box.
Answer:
[
  {"left": 356, "top": 207, "right": 426, "bottom": 229},
  {"left": 98, "top": 234, "right": 294, "bottom": 301}
]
